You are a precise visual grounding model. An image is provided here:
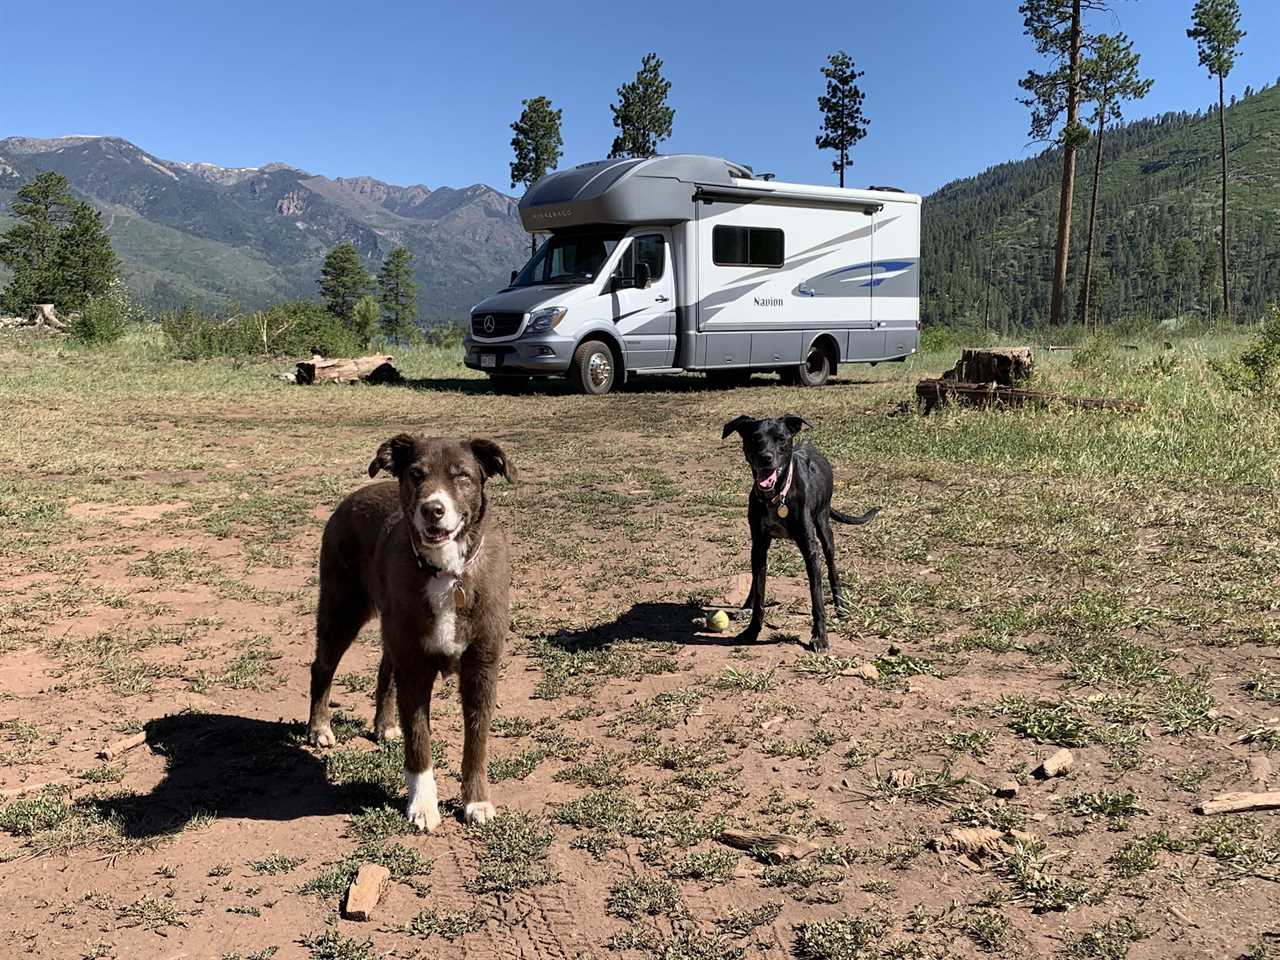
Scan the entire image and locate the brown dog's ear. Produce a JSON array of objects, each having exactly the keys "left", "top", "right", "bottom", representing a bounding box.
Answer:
[
  {"left": 782, "top": 414, "right": 812, "bottom": 436},
  {"left": 470, "top": 438, "right": 515, "bottom": 482},
  {"left": 721, "top": 415, "right": 755, "bottom": 439},
  {"left": 368, "top": 433, "right": 417, "bottom": 478}
]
